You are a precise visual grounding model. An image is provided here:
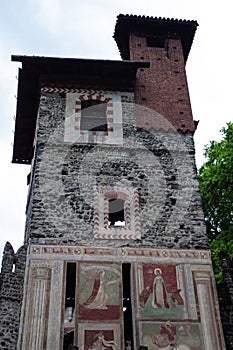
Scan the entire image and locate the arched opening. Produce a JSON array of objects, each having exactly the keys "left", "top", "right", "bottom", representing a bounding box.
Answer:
[{"left": 108, "top": 198, "right": 125, "bottom": 226}]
